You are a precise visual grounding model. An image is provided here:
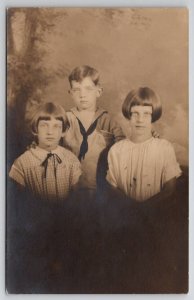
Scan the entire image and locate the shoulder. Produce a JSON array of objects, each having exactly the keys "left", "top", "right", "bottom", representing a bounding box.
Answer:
[
  {"left": 97, "top": 109, "right": 116, "bottom": 124},
  {"left": 66, "top": 110, "right": 76, "bottom": 122},
  {"left": 10, "top": 150, "right": 36, "bottom": 173},
  {"left": 151, "top": 138, "right": 177, "bottom": 159},
  {"left": 152, "top": 138, "right": 175, "bottom": 150},
  {"left": 97, "top": 109, "right": 124, "bottom": 136},
  {"left": 13, "top": 150, "right": 33, "bottom": 165},
  {"left": 108, "top": 139, "right": 132, "bottom": 166},
  {"left": 66, "top": 110, "right": 74, "bottom": 117},
  {"left": 66, "top": 109, "right": 81, "bottom": 125},
  {"left": 58, "top": 146, "right": 80, "bottom": 164},
  {"left": 109, "top": 139, "right": 131, "bottom": 153}
]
